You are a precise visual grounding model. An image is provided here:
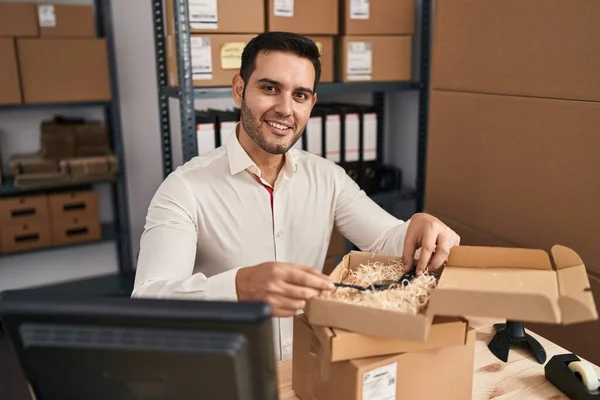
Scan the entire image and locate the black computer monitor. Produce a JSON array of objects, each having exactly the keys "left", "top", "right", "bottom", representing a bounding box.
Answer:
[{"left": 0, "top": 290, "right": 279, "bottom": 400}]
